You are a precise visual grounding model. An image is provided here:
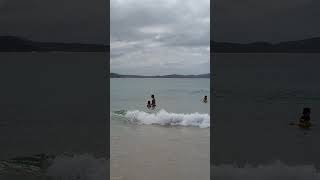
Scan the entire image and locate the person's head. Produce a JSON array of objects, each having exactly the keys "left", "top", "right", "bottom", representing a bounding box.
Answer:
[
  {"left": 147, "top": 101, "right": 151, "bottom": 104},
  {"left": 151, "top": 94, "right": 154, "bottom": 98},
  {"left": 303, "top": 107, "right": 311, "bottom": 115},
  {"left": 204, "top": 95, "right": 207, "bottom": 99}
]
